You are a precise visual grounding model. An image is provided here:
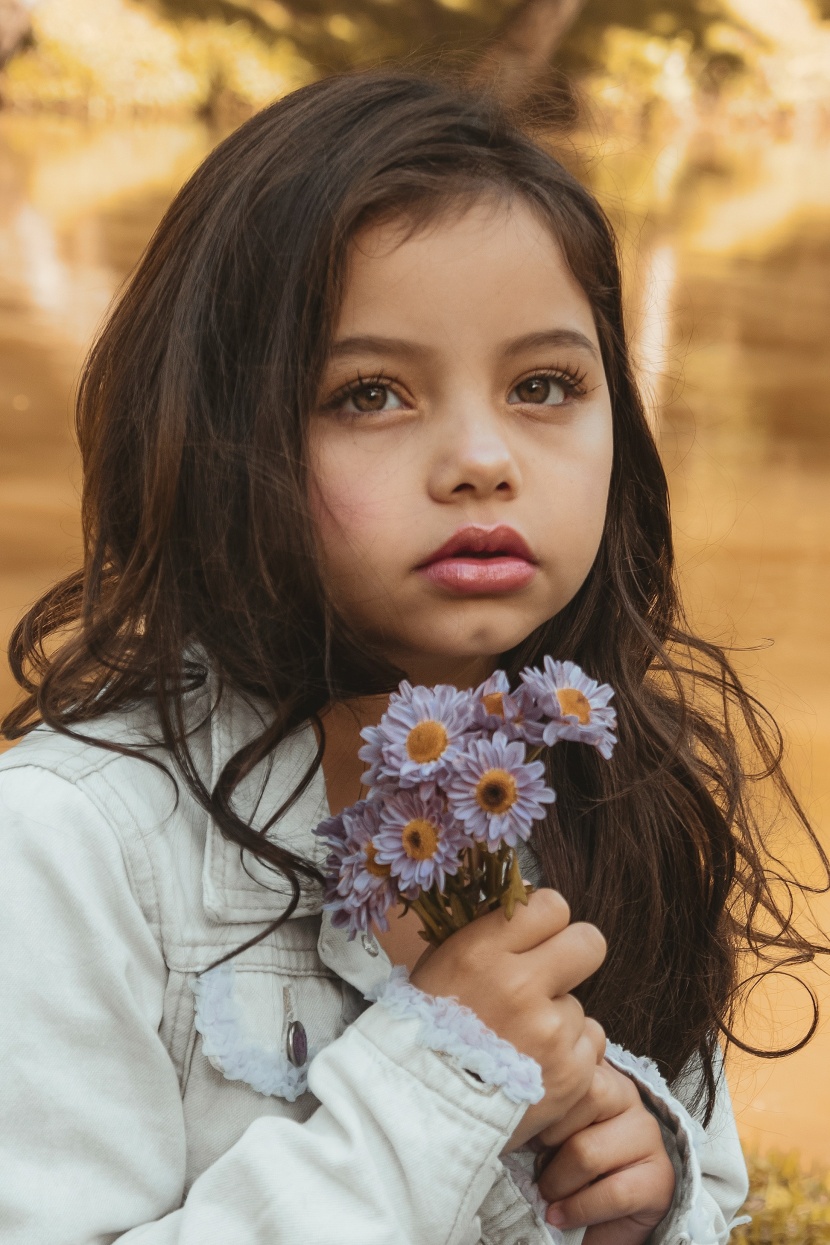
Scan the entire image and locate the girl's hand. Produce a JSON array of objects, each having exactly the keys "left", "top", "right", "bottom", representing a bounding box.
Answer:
[
  {"left": 410, "top": 888, "right": 607, "bottom": 1152},
  {"left": 533, "top": 1060, "right": 676, "bottom": 1245}
]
